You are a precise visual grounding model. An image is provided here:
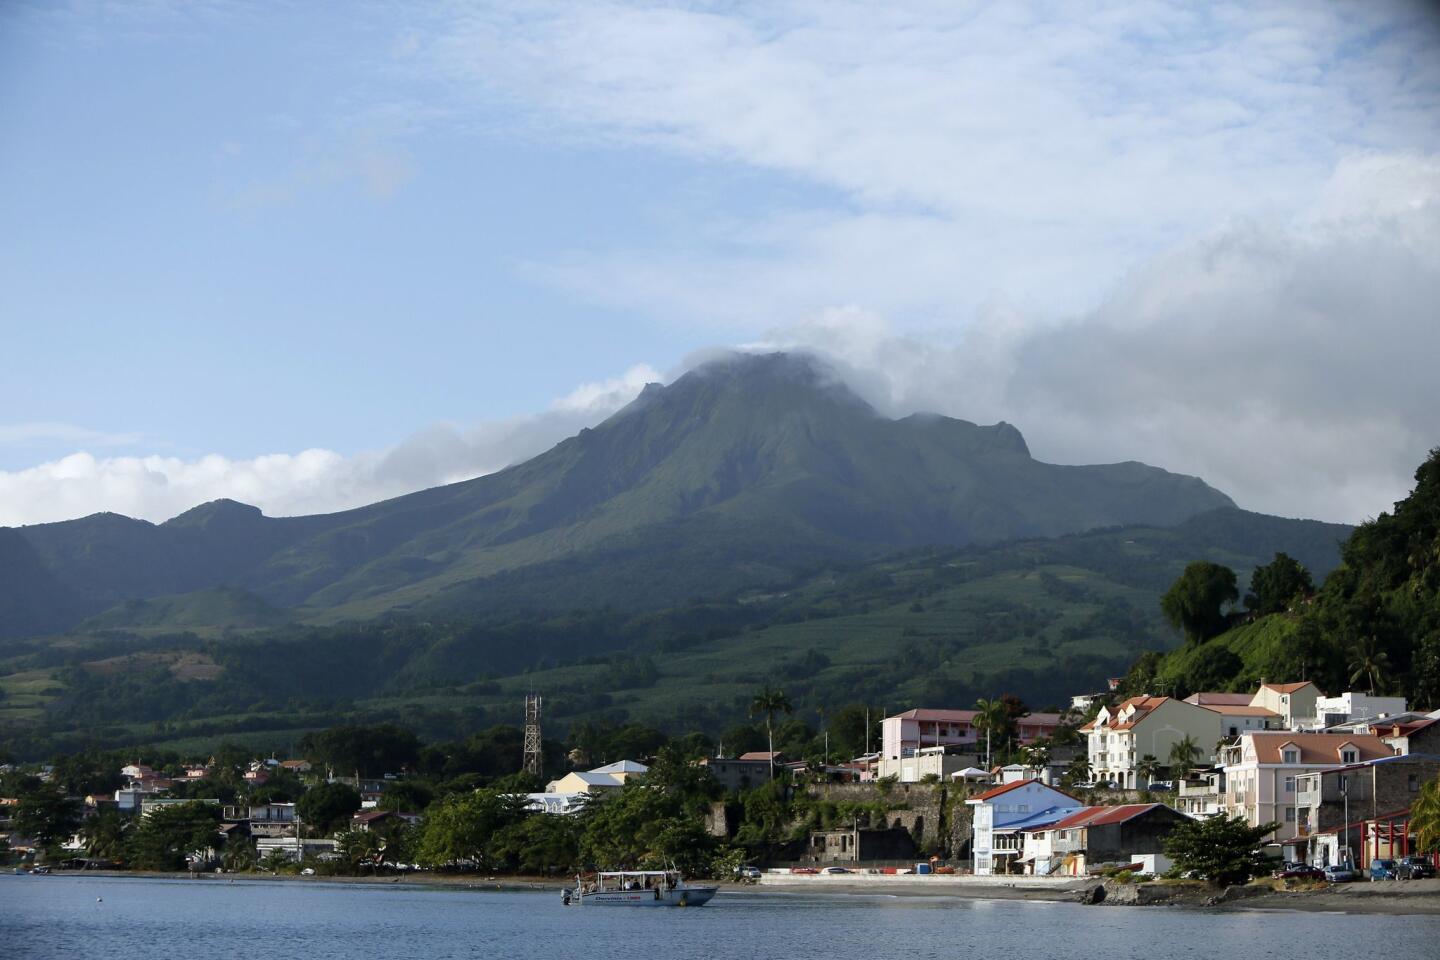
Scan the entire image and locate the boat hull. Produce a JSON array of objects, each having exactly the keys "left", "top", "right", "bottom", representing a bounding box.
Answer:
[{"left": 569, "top": 886, "right": 718, "bottom": 907}]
